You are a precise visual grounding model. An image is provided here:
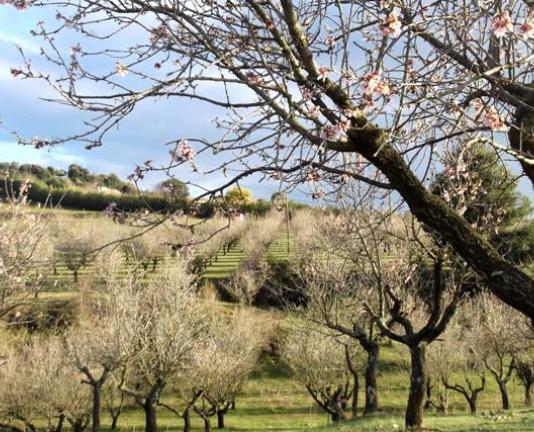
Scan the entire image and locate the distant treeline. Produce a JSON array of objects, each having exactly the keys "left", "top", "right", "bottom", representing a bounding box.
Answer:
[
  {"left": 0, "top": 178, "right": 185, "bottom": 212},
  {"left": 0, "top": 161, "right": 308, "bottom": 215}
]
